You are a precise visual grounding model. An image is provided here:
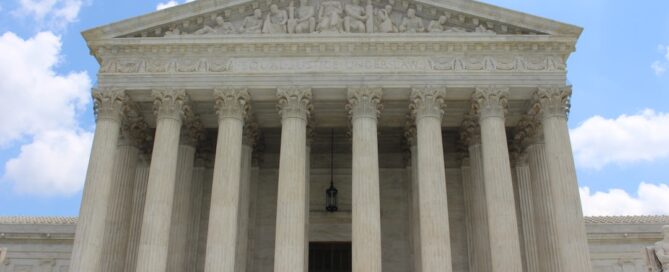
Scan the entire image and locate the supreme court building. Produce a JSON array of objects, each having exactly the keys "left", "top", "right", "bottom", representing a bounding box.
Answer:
[{"left": 64, "top": 0, "right": 596, "bottom": 271}]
